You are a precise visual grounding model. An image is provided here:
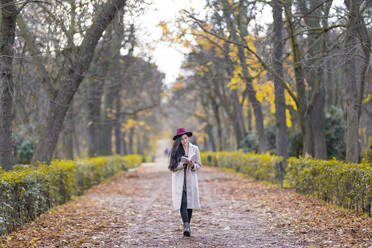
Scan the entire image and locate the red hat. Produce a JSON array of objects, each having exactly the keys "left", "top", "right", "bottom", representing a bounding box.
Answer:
[{"left": 173, "top": 128, "right": 193, "bottom": 140}]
